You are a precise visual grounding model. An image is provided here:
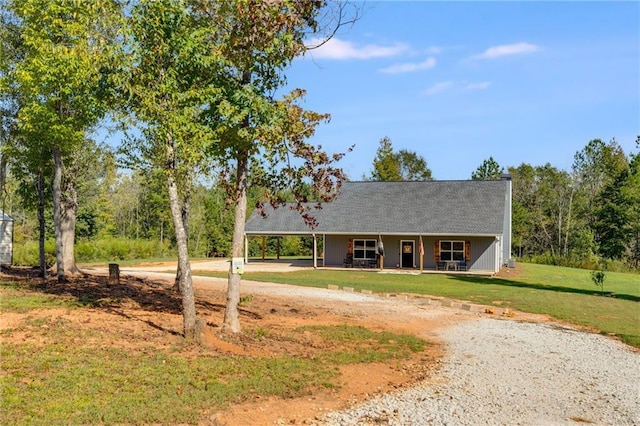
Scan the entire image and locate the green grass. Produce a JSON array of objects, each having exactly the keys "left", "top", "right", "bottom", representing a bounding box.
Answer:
[
  {"left": 195, "top": 263, "right": 640, "bottom": 348},
  {"left": 299, "top": 324, "right": 426, "bottom": 364},
  {"left": 0, "top": 342, "right": 329, "bottom": 425},
  {"left": 0, "top": 281, "right": 426, "bottom": 425},
  {"left": 0, "top": 282, "right": 85, "bottom": 312}
]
